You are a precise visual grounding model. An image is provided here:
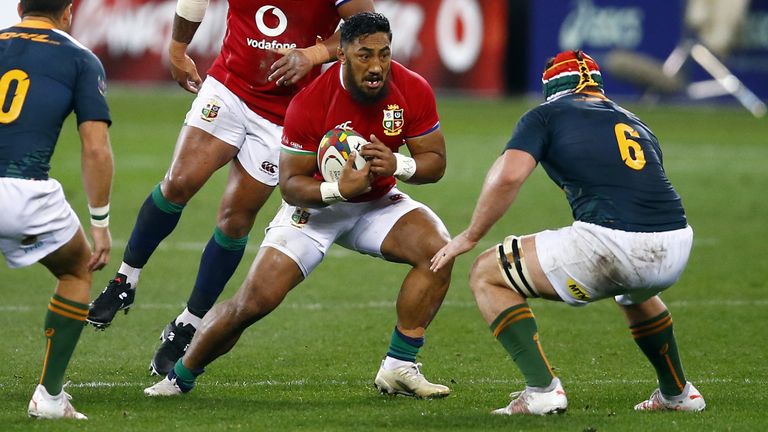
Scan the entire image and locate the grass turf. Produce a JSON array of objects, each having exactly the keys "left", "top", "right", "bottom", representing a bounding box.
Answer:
[{"left": 1, "top": 88, "right": 766, "bottom": 431}]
